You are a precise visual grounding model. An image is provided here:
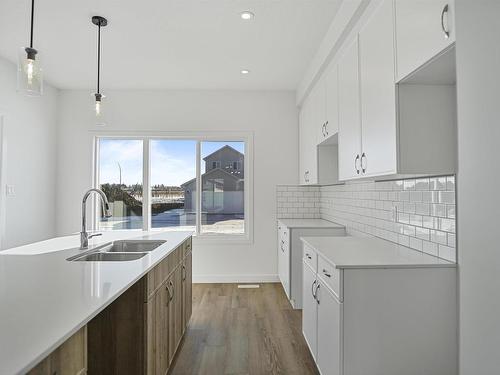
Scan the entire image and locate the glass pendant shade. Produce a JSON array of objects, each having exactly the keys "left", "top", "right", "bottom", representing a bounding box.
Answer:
[
  {"left": 17, "top": 47, "right": 43, "bottom": 96},
  {"left": 94, "top": 93, "right": 104, "bottom": 117}
]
